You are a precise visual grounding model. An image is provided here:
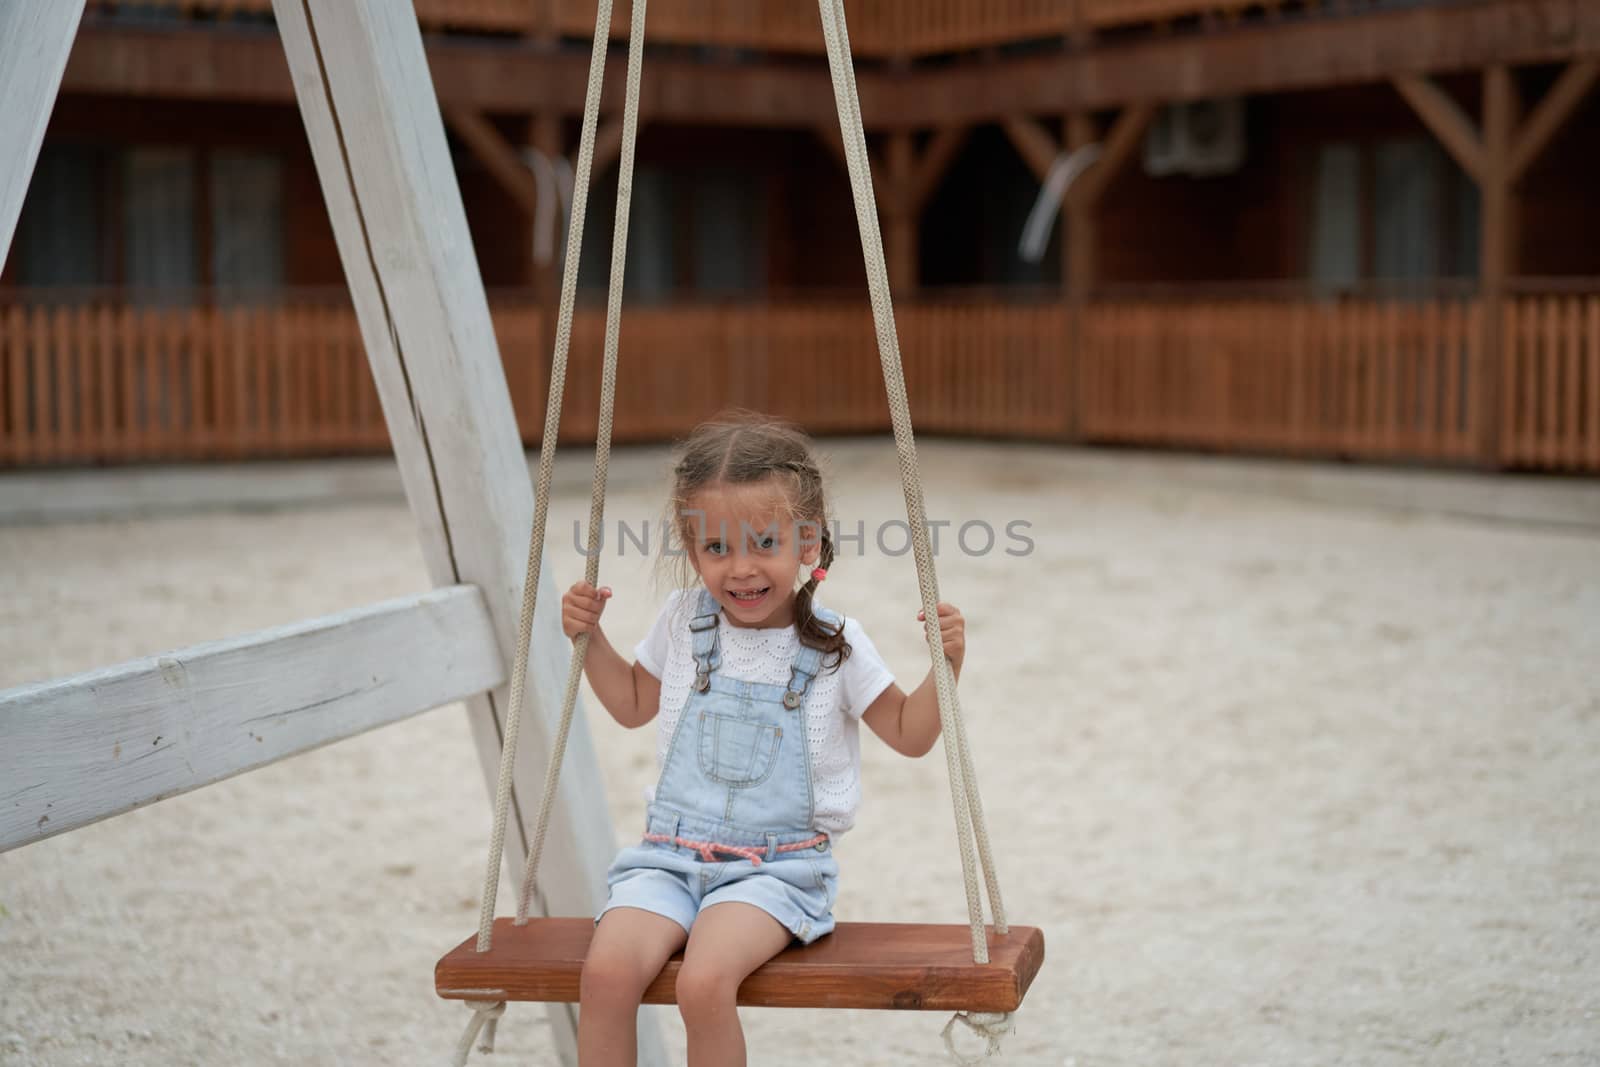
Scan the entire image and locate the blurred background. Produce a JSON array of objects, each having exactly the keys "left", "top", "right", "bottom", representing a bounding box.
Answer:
[{"left": 3, "top": 0, "right": 1597, "bottom": 474}]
